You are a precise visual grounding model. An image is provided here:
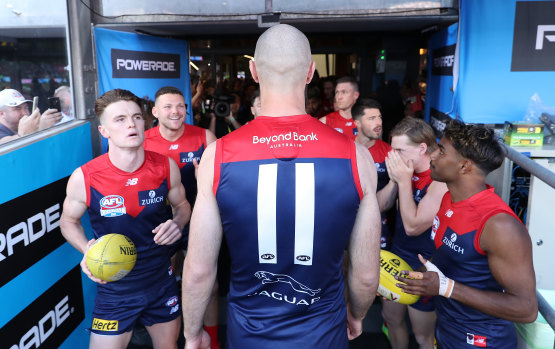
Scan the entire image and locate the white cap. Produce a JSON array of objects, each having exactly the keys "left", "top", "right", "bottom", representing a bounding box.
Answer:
[{"left": 0, "top": 89, "right": 31, "bottom": 107}]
